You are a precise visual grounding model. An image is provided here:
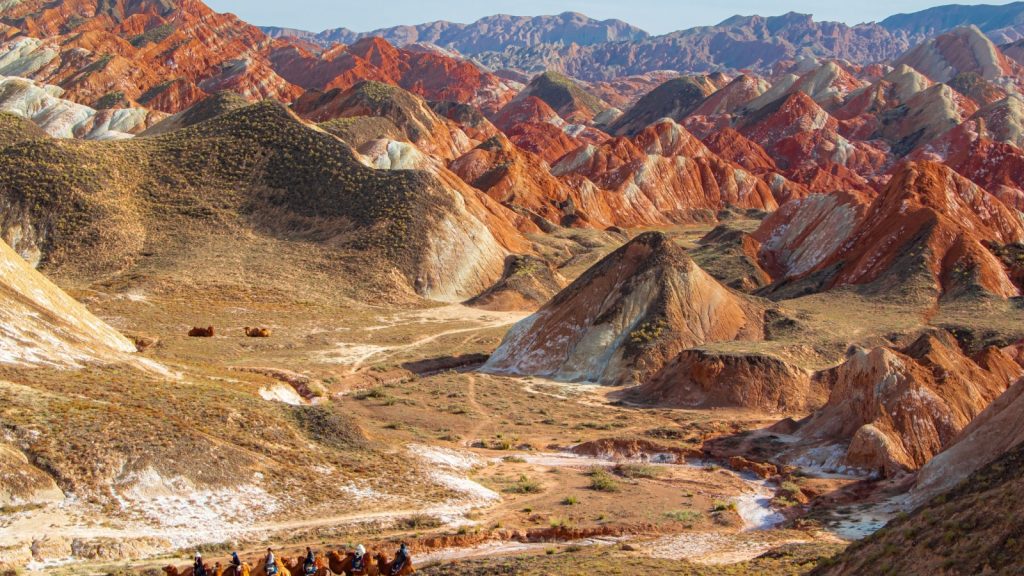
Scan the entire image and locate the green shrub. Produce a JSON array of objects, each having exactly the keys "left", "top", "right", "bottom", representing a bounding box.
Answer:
[{"left": 587, "top": 468, "right": 620, "bottom": 492}]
